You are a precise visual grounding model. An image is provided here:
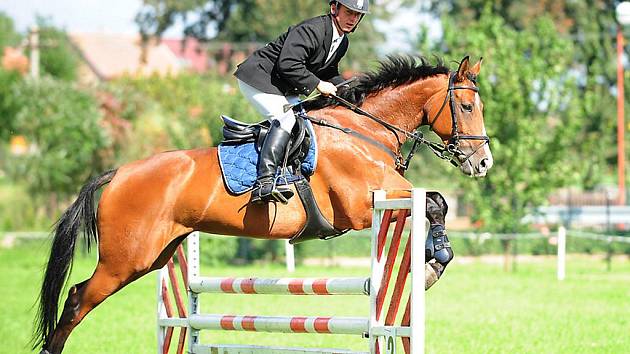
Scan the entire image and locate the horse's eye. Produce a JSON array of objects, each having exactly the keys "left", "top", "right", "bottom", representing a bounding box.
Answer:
[{"left": 461, "top": 103, "right": 473, "bottom": 112}]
